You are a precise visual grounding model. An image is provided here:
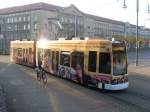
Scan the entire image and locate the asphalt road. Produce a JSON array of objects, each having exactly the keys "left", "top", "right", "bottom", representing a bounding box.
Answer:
[{"left": 0, "top": 55, "right": 150, "bottom": 112}]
